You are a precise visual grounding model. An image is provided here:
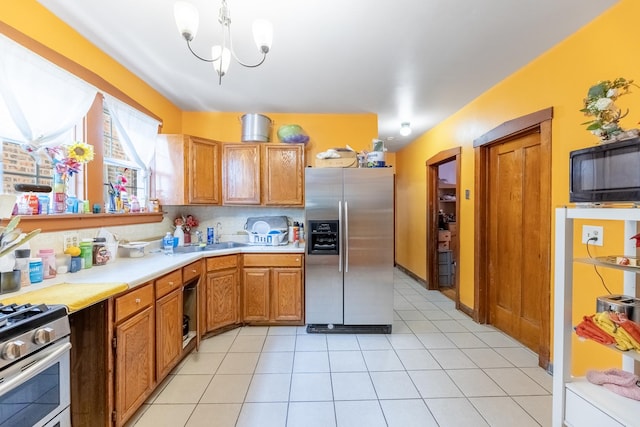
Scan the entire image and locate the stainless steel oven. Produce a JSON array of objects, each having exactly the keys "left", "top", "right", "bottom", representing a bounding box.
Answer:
[{"left": 0, "top": 303, "right": 71, "bottom": 427}]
